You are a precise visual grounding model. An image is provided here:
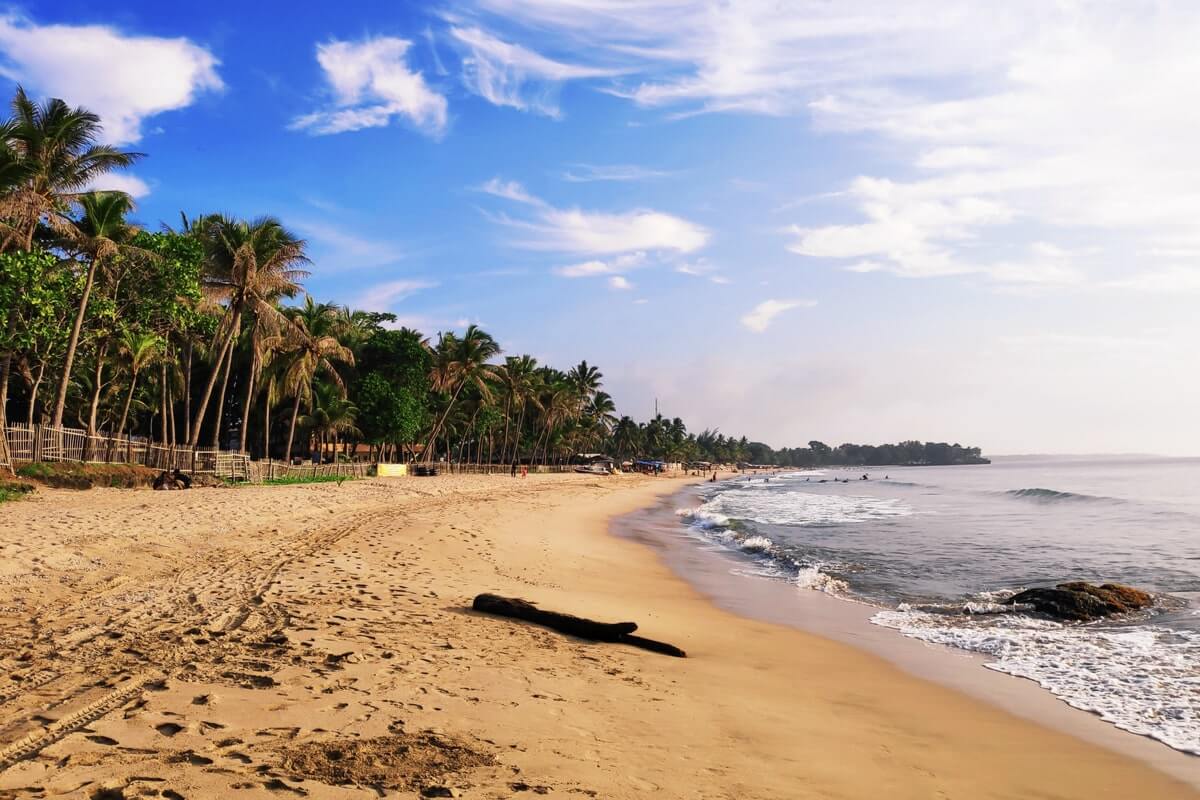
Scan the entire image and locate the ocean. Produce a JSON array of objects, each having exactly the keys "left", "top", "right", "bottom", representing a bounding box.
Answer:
[{"left": 675, "top": 456, "right": 1200, "bottom": 755}]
